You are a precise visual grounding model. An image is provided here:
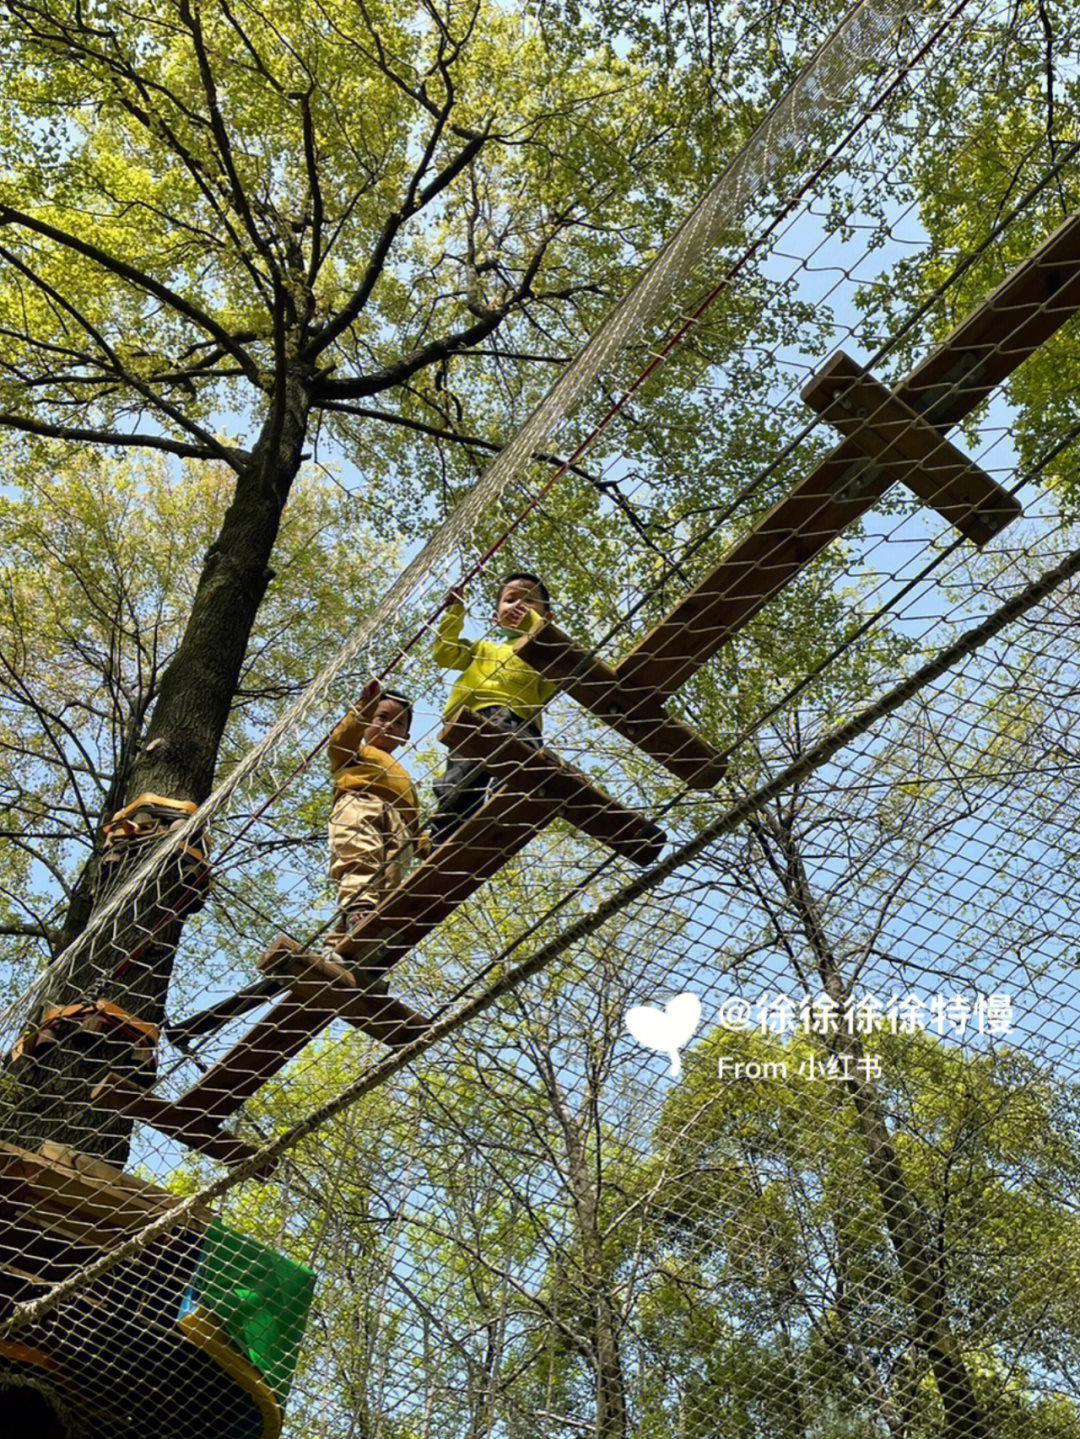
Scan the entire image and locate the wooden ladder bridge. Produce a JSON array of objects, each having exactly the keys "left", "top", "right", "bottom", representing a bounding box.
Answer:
[{"left": 94, "top": 209, "right": 1080, "bottom": 1168}]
